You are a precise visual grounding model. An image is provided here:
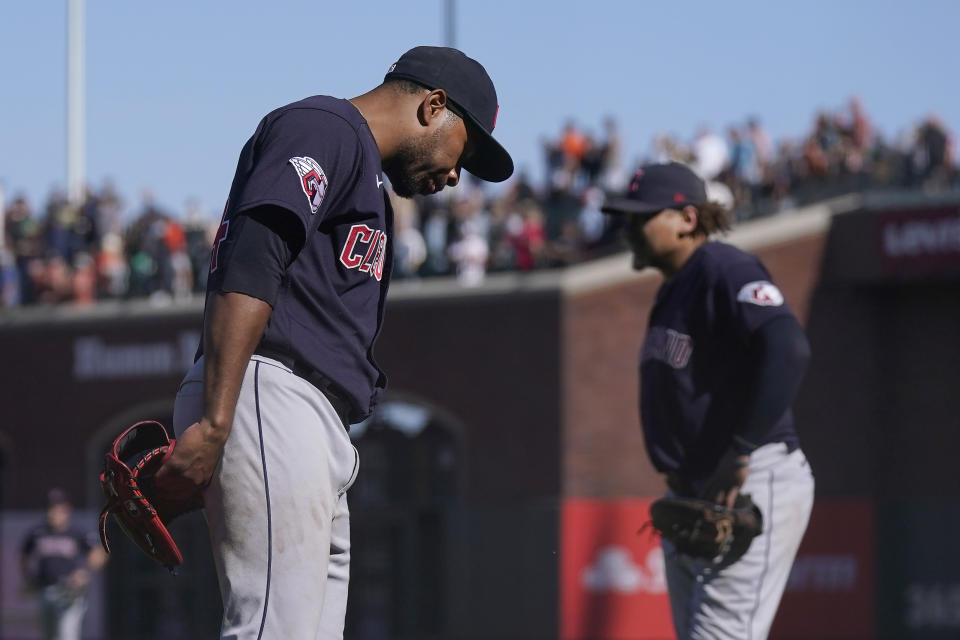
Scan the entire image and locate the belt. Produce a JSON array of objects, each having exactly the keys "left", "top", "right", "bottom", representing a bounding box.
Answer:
[
  {"left": 666, "top": 440, "right": 799, "bottom": 496},
  {"left": 255, "top": 347, "right": 353, "bottom": 429}
]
